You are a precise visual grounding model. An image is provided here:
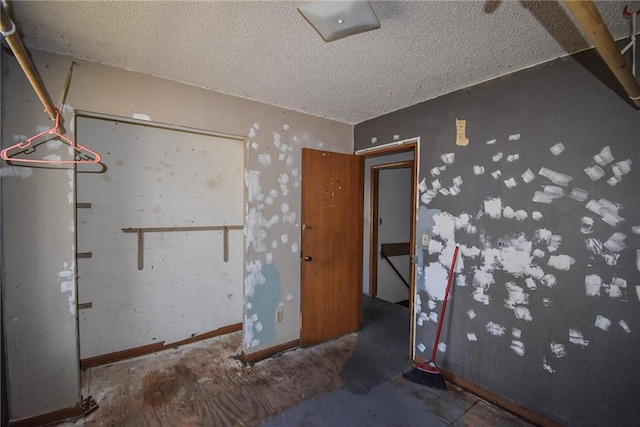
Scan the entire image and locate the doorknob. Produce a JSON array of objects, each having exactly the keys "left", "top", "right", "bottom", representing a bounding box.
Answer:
[{"left": 304, "top": 256, "right": 313, "bottom": 262}]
